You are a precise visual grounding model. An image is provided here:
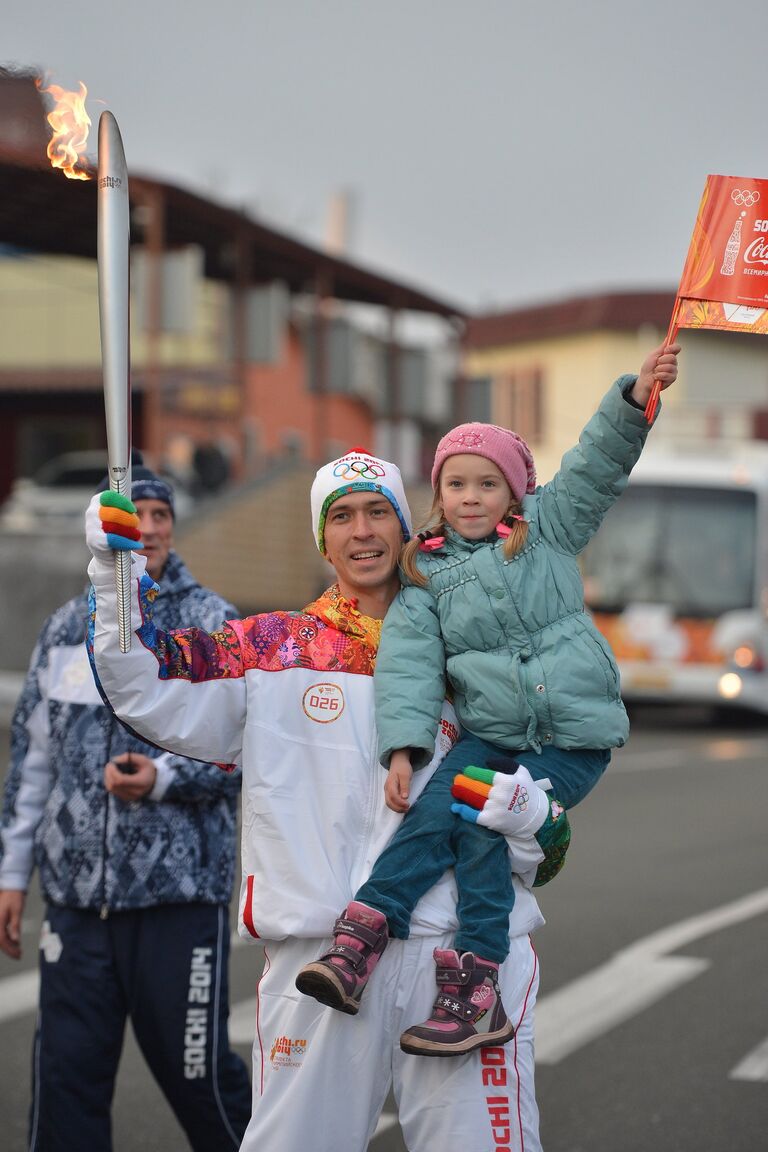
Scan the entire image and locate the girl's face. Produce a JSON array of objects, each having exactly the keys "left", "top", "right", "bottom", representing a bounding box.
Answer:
[{"left": 439, "top": 454, "right": 512, "bottom": 540}]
